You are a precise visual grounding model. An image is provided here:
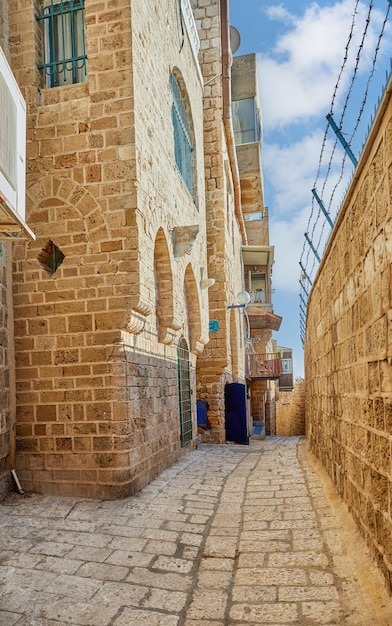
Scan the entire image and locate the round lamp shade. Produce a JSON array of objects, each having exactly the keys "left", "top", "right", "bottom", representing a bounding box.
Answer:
[{"left": 236, "top": 291, "right": 251, "bottom": 306}]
